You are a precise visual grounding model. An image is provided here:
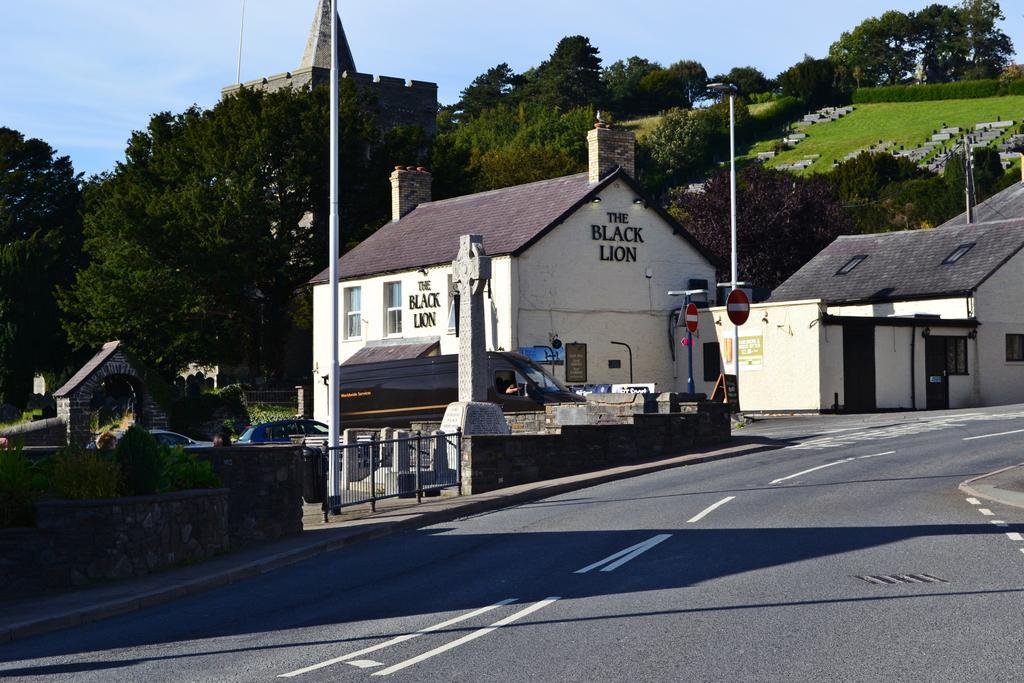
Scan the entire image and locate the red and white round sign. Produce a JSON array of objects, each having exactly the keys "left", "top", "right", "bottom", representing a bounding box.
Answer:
[
  {"left": 726, "top": 288, "right": 750, "bottom": 326},
  {"left": 684, "top": 303, "right": 700, "bottom": 333}
]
